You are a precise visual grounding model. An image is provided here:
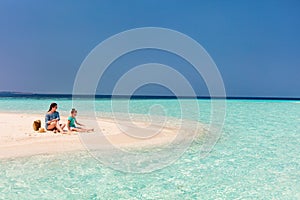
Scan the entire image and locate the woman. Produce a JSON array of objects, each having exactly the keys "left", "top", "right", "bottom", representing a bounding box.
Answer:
[{"left": 45, "top": 103, "right": 66, "bottom": 133}]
